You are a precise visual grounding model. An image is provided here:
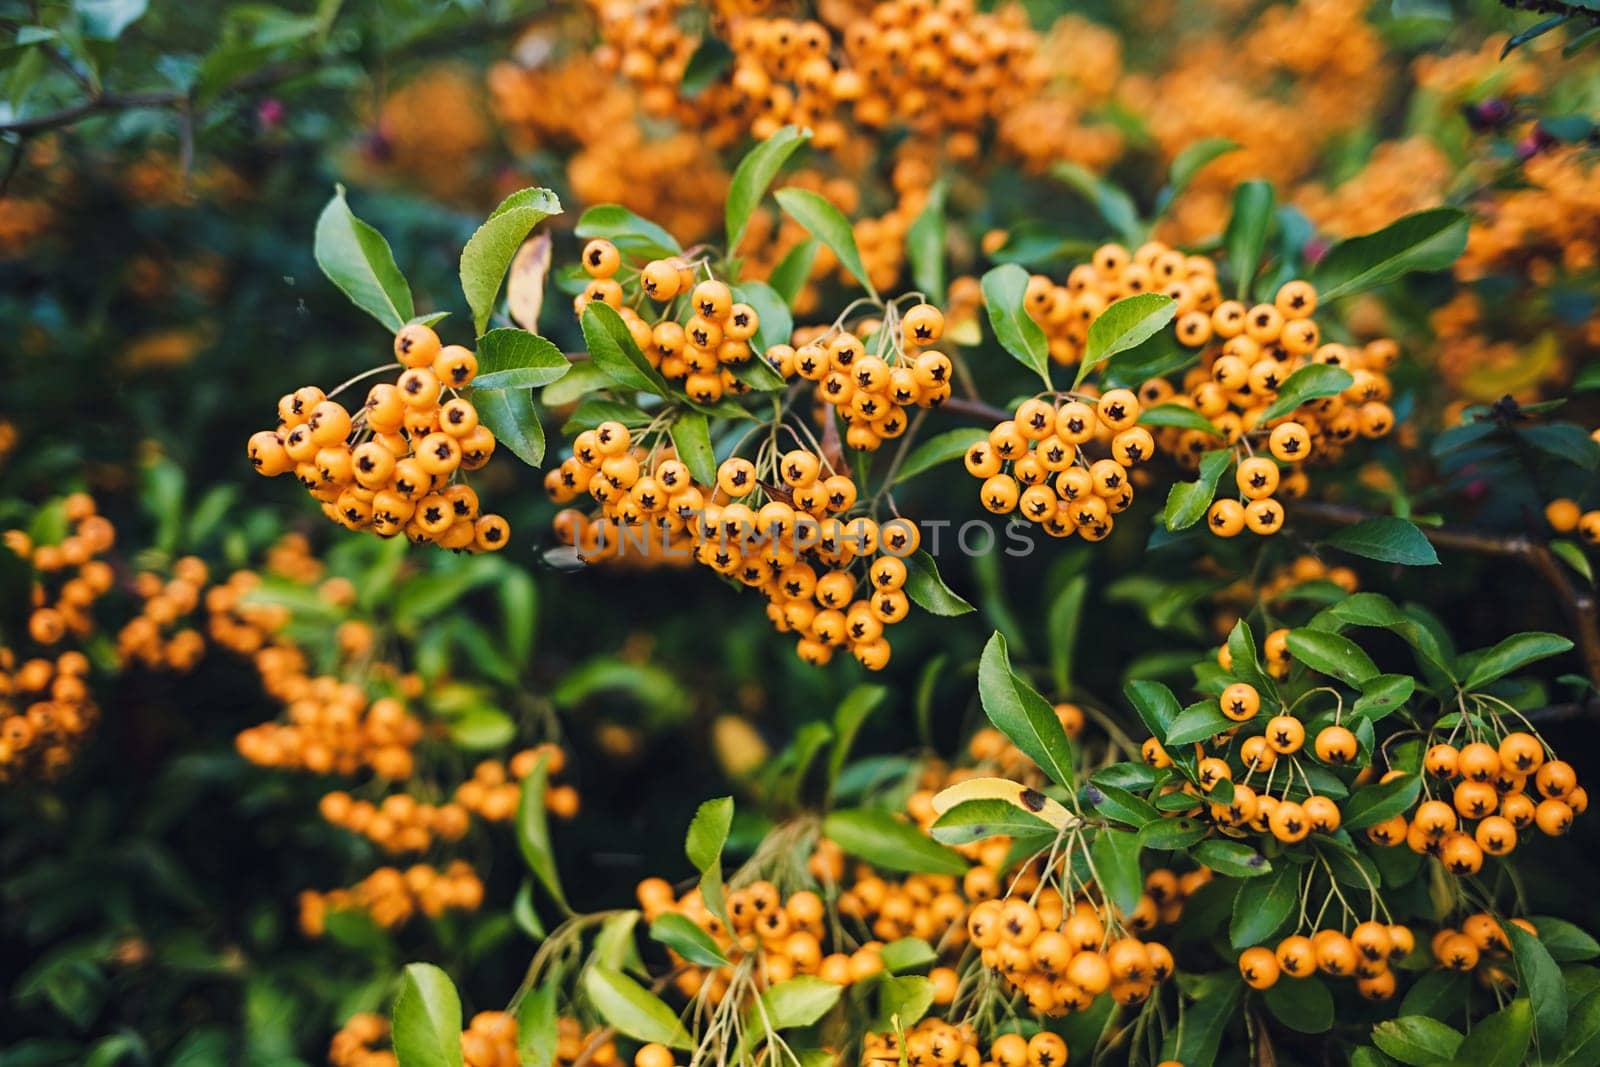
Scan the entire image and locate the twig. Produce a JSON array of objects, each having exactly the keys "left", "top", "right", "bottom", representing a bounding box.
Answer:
[
  {"left": 1293, "top": 501, "right": 1600, "bottom": 692},
  {"left": 939, "top": 396, "right": 1008, "bottom": 423}
]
